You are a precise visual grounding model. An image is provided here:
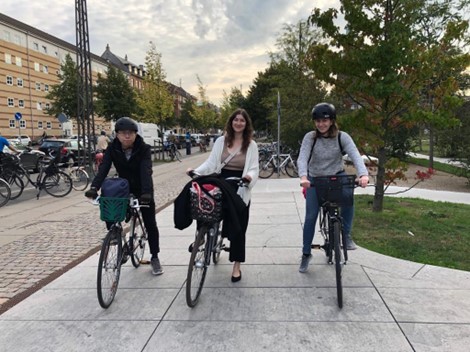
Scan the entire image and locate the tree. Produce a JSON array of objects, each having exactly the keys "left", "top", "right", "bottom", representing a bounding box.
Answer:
[
  {"left": 45, "top": 54, "right": 78, "bottom": 120},
  {"left": 190, "top": 76, "right": 219, "bottom": 131},
  {"left": 94, "top": 64, "right": 137, "bottom": 121},
  {"left": 308, "top": 0, "right": 469, "bottom": 211},
  {"left": 136, "top": 42, "right": 174, "bottom": 126},
  {"left": 219, "top": 86, "right": 246, "bottom": 124}
]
